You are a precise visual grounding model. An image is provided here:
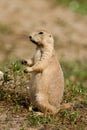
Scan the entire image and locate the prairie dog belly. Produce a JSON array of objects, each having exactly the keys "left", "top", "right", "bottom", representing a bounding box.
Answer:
[{"left": 34, "top": 48, "right": 42, "bottom": 63}]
